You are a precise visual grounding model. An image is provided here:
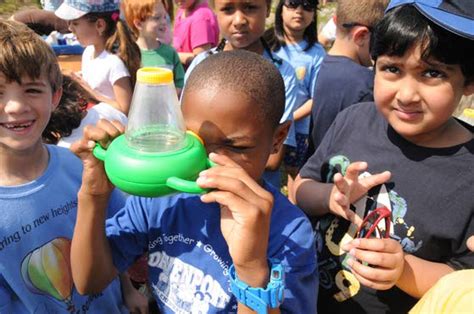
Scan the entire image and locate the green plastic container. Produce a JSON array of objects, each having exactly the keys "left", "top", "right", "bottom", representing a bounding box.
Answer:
[{"left": 93, "top": 132, "right": 211, "bottom": 197}]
